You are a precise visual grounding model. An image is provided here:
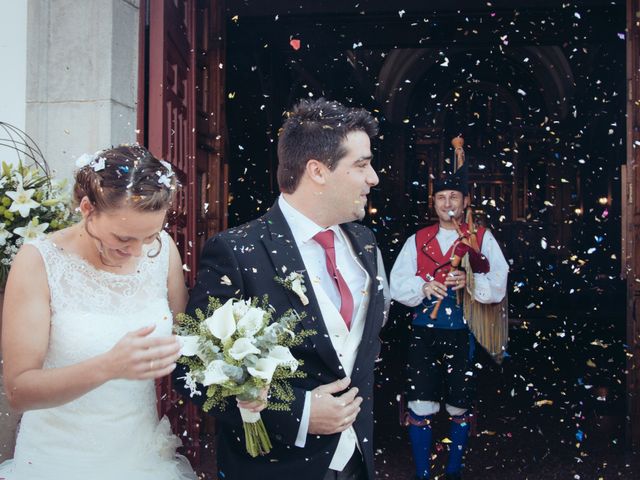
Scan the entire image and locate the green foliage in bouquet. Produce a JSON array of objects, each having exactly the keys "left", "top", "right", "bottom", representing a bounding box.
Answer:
[
  {"left": 175, "top": 295, "right": 316, "bottom": 413},
  {"left": 0, "top": 161, "right": 75, "bottom": 287}
]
